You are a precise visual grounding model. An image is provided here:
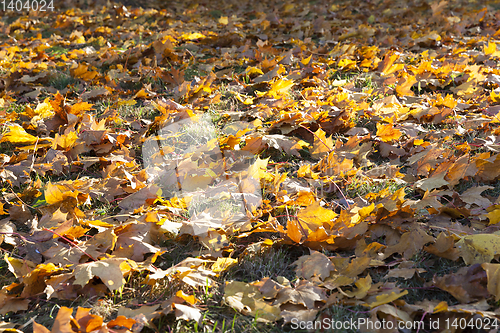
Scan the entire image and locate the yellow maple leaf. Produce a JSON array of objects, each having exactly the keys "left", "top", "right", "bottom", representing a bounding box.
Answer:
[
  {"left": 268, "top": 78, "right": 294, "bottom": 98},
  {"left": 481, "top": 263, "right": 500, "bottom": 301},
  {"left": 247, "top": 157, "right": 271, "bottom": 180},
  {"left": 484, "top": 41, "right": 500, "bottom": 57},
  {"left": 45, "top": 182, "right": 79, "bottom": 206},
  {"left": 487, "top": 207, "right": 500, "bottom": 225},
  {"left": 490, "top": 90, "right": 500, "bottom": 103},
  {"left": 181, "top": 32, "right": 206, "bottom": 40},
  {"left": 211, "top": 257, "right": 238, "bottom": 273},
  {"left": 0, "top": 126, "right": 38, "bottom": 144},
  {"left": 24, "top": 99, "right": 54, "bottom": 120},
  {"left": 218, "top": 16, "right": 228, "bottom": 25},
  {"left": 52, "top": 131, "right": 78, "bottom": 150},
  {"left": 456, "top": 233, "right": 500, "bottom": 265},
  {"left": 297, "top": 201, "right": 337, "bottom": 232},
  {"left": 366, "top": 290, "right": 408, "bottom": 308}
]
